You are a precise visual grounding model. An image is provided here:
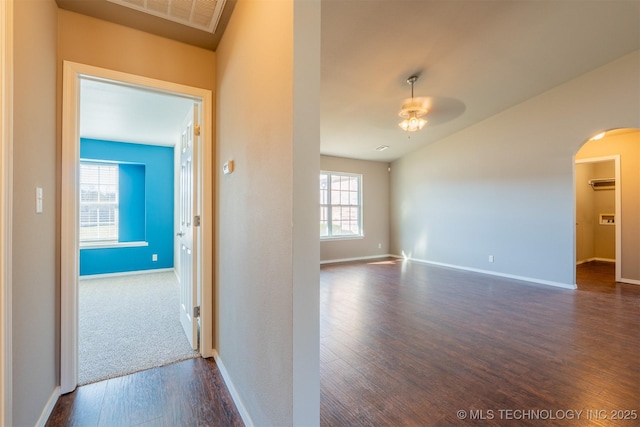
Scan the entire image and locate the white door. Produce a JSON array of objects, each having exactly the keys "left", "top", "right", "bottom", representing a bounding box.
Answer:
[{"left": 178, "top": 103, "right": 199, "bottom": 349}]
